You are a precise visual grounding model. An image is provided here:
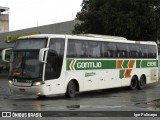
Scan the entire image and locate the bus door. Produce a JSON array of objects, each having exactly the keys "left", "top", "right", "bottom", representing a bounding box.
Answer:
[{"left": 44, "top": 38, "right": 65, "bottom": 94}]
